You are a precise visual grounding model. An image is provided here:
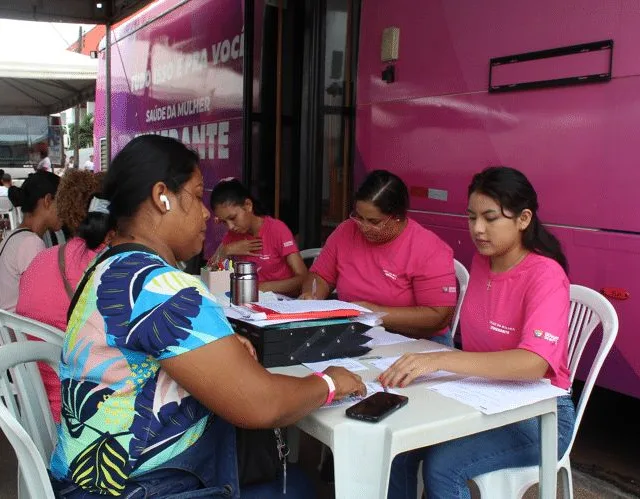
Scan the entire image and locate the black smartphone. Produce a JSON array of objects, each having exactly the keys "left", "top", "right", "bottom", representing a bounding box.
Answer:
[{"left": 345, "top": 392, "right": 409, "bottom": 423}]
